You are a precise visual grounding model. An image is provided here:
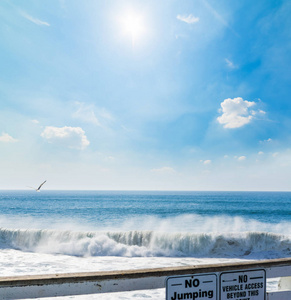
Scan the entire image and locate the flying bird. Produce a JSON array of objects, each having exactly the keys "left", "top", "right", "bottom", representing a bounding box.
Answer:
[{"left": 27, "top": 180, "right": 47, "bottom": 192}]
